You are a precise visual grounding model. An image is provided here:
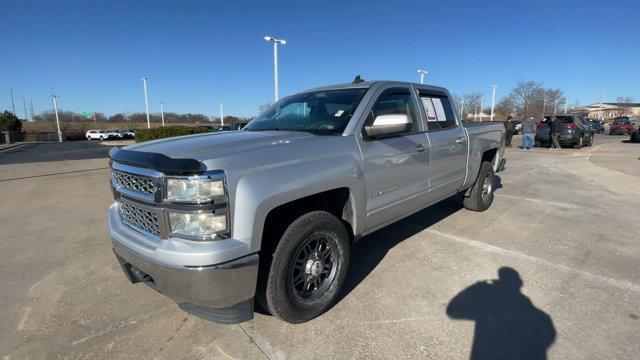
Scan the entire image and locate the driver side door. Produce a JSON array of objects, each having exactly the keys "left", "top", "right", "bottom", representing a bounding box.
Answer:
[{"left": 359, "top": 86, "right": 430, "bottom": 231}]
